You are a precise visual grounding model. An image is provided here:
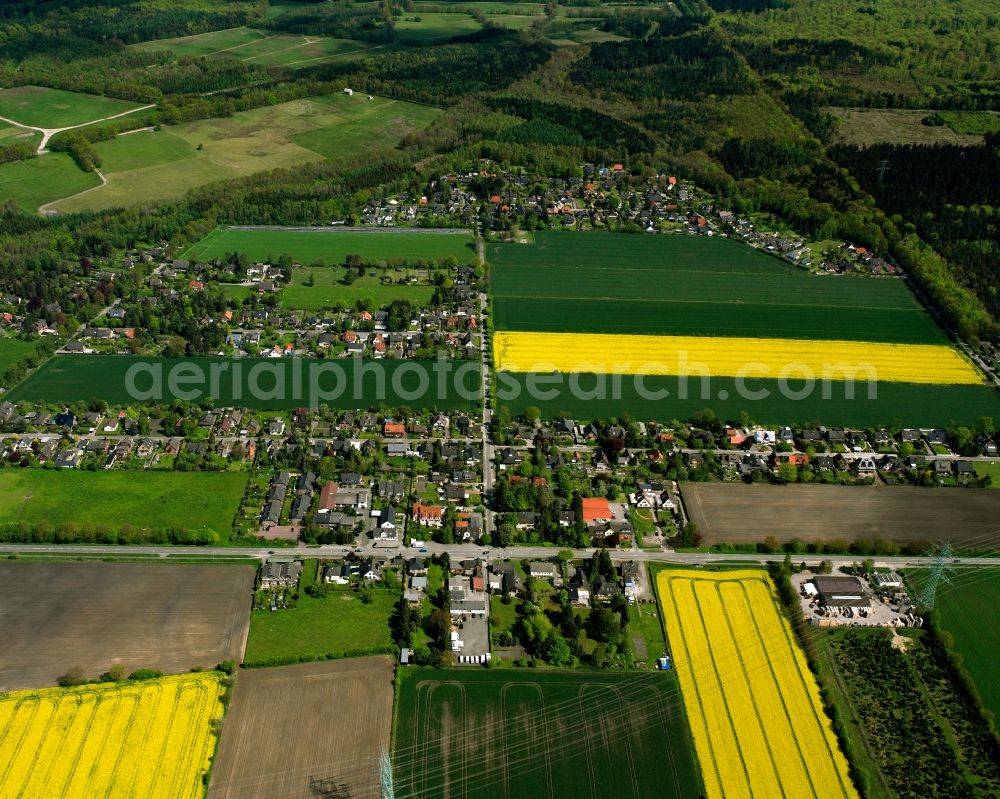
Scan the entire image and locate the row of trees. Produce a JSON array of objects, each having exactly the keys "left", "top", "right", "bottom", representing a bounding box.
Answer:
[{"left": 0, "top": 521, "right": 219, "bottom": 545}]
